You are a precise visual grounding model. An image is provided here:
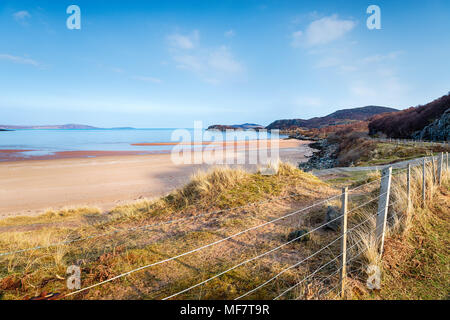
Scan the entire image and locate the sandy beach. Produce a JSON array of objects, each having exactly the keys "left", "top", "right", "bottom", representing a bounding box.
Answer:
[{"left": 0, "top": 139, "right": 313, "bottom": 218}]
